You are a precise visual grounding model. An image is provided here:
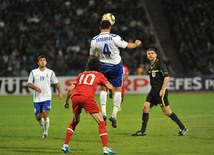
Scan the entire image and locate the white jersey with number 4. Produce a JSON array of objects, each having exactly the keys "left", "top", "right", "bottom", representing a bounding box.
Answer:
[
  {"left": 27, "top": 68, "right": 59, "bottom": 102},
  {"left": 90, "top": 32, "right": 128, "bottom": 65}
]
